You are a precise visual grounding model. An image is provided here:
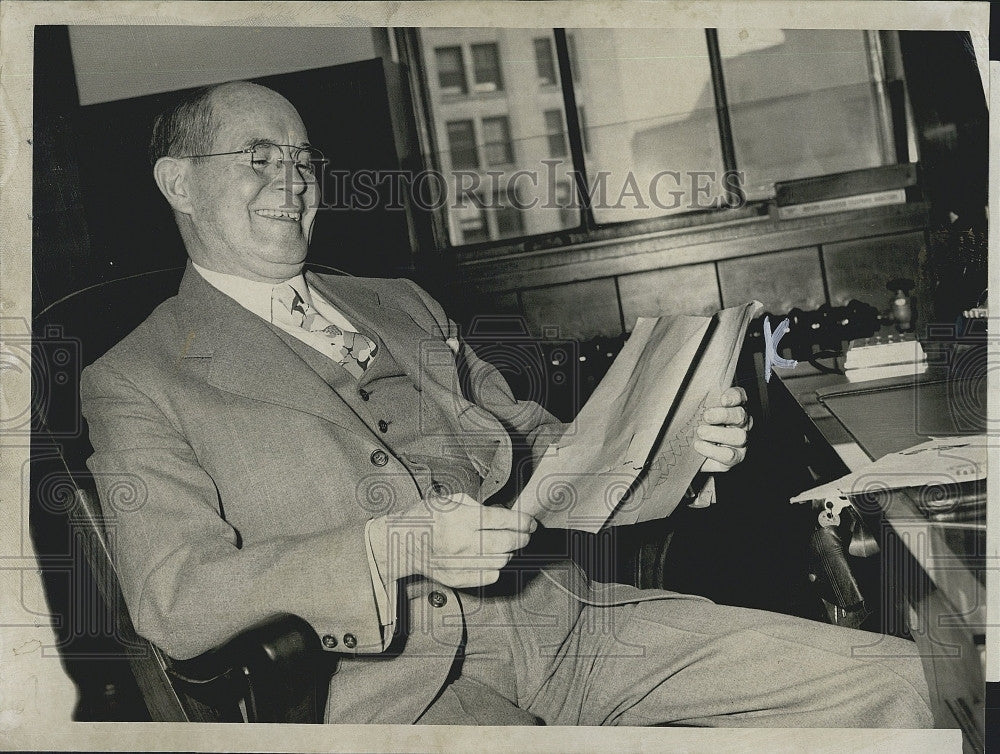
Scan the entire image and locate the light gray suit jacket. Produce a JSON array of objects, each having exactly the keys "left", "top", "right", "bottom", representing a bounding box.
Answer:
[
  {"left": 83, "top": 264, "right": 685, "bottom": 722},
  {"left": 81, "top": 264, "right": 588, "bottom": 721}
]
